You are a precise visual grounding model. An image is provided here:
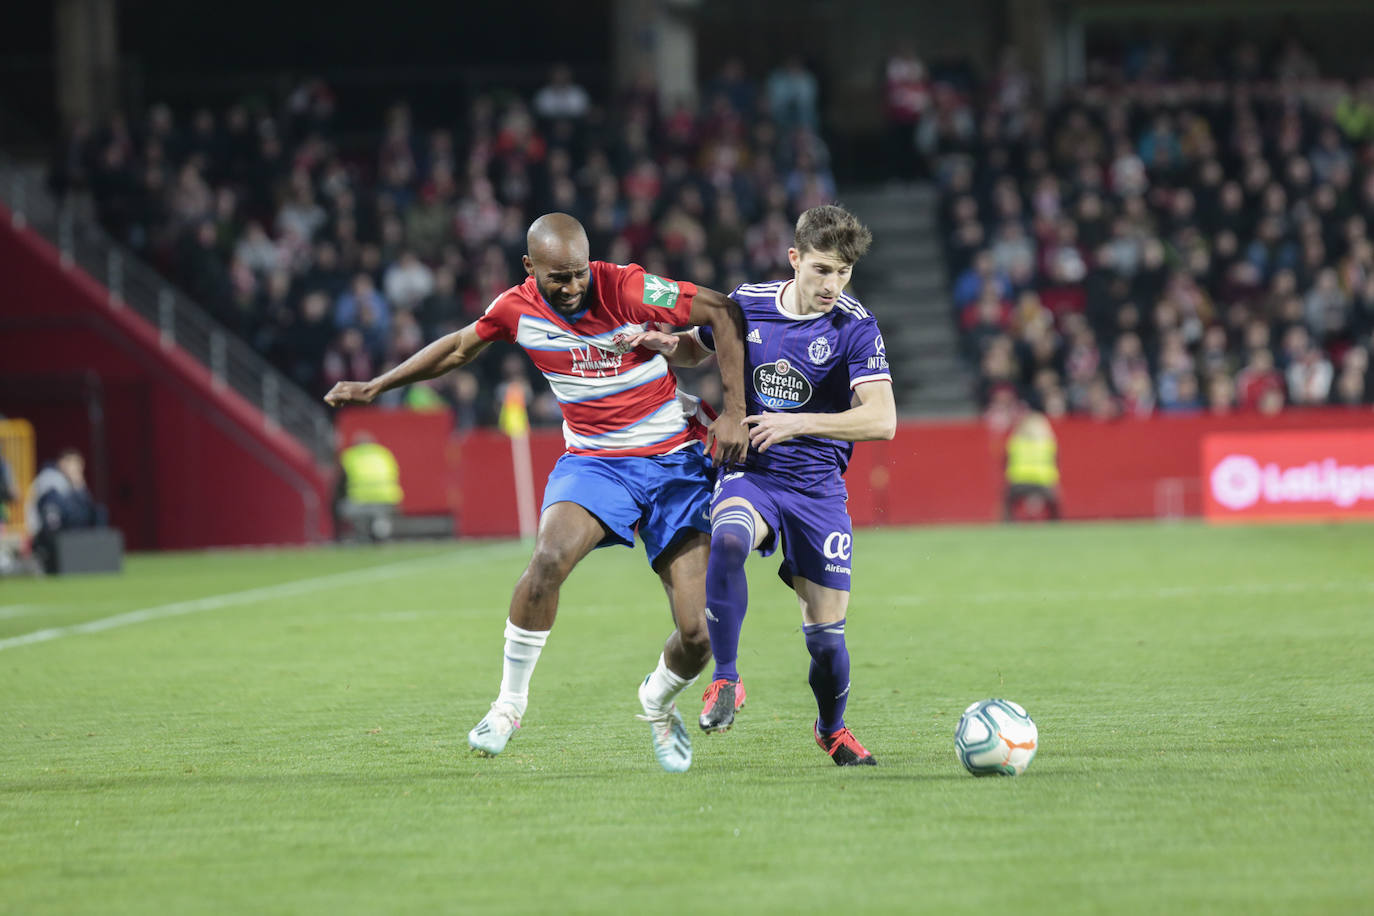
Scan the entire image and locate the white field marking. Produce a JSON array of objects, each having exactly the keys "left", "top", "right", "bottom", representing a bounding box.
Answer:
[
  {"left": 889, "top": 580, "right": 1374, "bottom": 607},
  {"left": 0, "top": 544, "right": 527, "bottom": 653}
]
